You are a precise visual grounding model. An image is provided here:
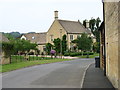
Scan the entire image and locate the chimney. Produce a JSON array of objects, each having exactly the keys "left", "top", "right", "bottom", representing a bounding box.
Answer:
[
  {"left": 86, "top": 20, "right": 89, "bottom": 28},
  {"left": 54, "top": 10, "right": 58, "bottom": 20}
]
